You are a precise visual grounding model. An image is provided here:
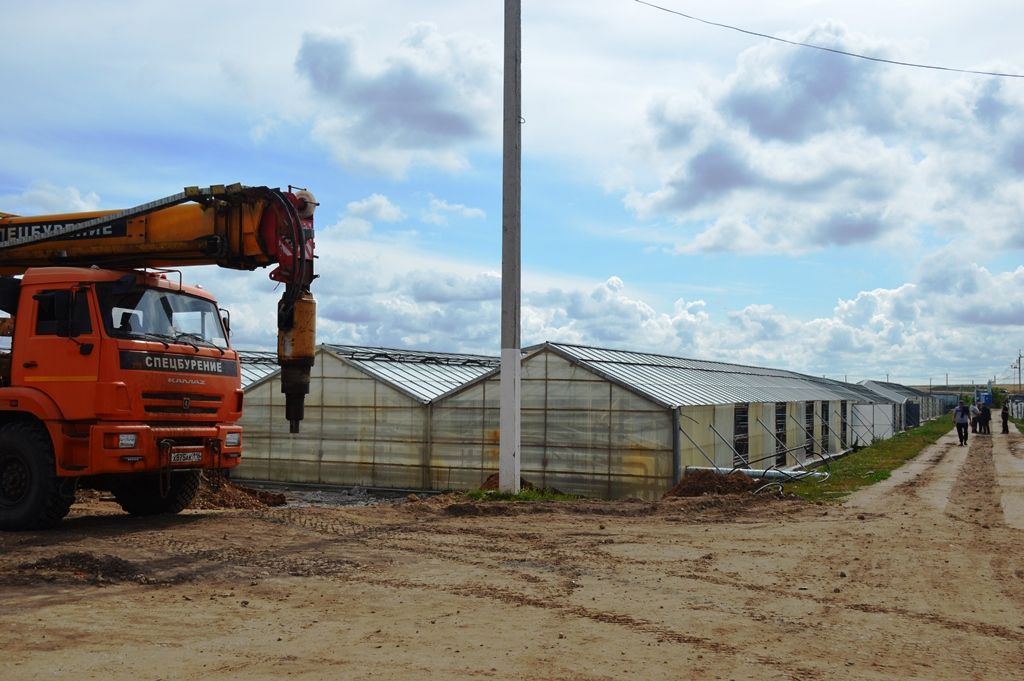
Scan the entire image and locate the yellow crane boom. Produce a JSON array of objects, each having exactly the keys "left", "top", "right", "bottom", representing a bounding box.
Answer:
[{"left": 0, "top": 183, "right": 317, "bottom": 432}]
